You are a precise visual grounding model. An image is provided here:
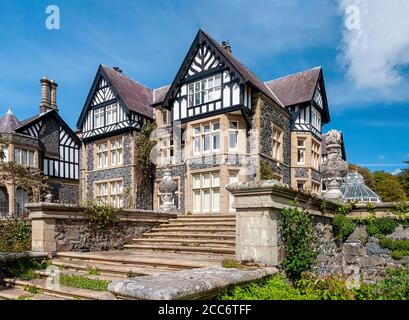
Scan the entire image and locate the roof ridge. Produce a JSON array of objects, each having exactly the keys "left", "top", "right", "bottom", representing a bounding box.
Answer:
[{"left": 264, "top": 66, "right": 322, "bottom": 84}]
